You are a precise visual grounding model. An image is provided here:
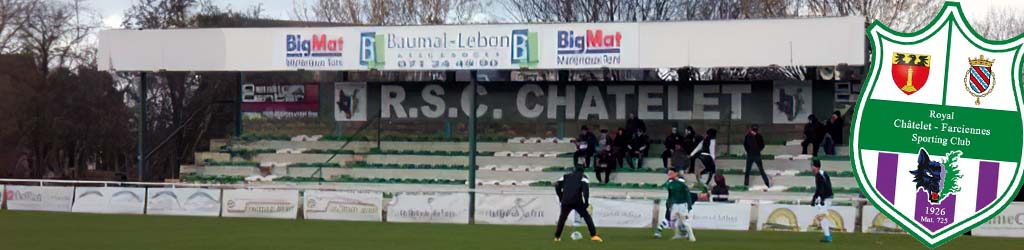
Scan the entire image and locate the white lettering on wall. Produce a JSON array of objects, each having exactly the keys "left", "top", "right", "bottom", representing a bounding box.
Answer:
[
  {"left": 421, "top": 84, "right": 445, "bottom": 118},
  {"left": 693, "top": 85, "right": 719, "bottom": 120},
  {"left": 637, "top": 85, "right": 663, "bottom": 120},
  {"left": 517, "top": 84, "right": 544, "bottom": 118},
  {"left": 381, "top": 85, "right": 407, "bottom": 118},
  {"left": 722, "top": 84, "right": 751, "bottom": 120},
  {"left": 578, "top": 86, "right": 609, "bottom": 120},
  {"left": 606, "top": 85, "right": 635, "bottom": 120},
  {"left": 546, "top": 85, "right": 575, "bottom": 119}
]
